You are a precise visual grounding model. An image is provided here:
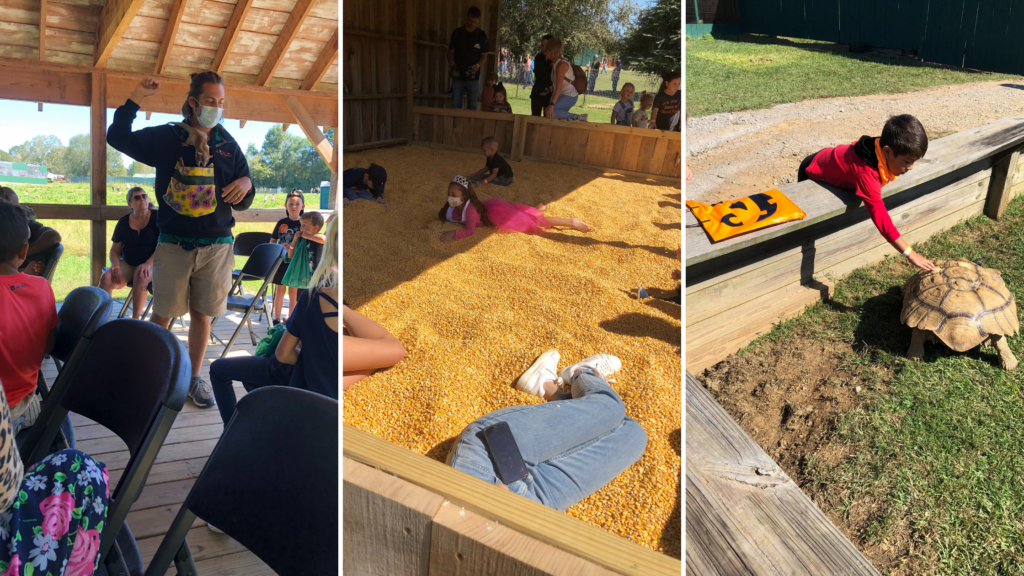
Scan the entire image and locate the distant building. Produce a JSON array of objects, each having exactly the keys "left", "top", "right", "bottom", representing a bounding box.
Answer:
[{"left": 0, "top": 161, "right": 48, "bottom": 184}]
